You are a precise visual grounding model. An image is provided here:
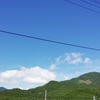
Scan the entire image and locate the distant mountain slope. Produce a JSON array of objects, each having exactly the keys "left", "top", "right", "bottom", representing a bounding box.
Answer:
[
  {"left": 0, "top": 72, "right": 100, "bottom": 100},
  {"left": 0, "top": 87, "right": 7, "bottom": 92},
  {"left": 40, "top": 72, "right": 100, "bottom": 95},
  {"left": 70, "top": 72, "right": 100, "bottom": 87}
]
